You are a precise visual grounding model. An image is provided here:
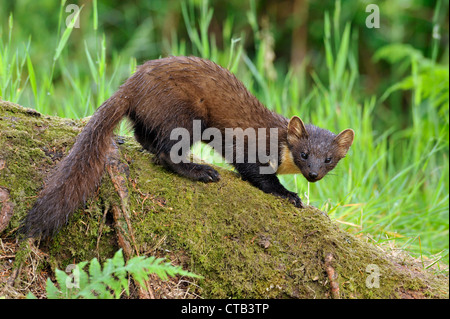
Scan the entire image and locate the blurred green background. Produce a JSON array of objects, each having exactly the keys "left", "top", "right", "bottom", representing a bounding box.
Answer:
[{"left": 0, "top": 0, "right": 448, "bottom": 267}]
